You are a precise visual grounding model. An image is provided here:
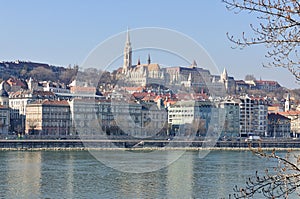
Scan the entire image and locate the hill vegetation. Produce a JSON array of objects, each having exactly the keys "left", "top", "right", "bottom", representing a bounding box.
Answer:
[{"left": 0, "top": 61, "right": 78, "bottom": 85}]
